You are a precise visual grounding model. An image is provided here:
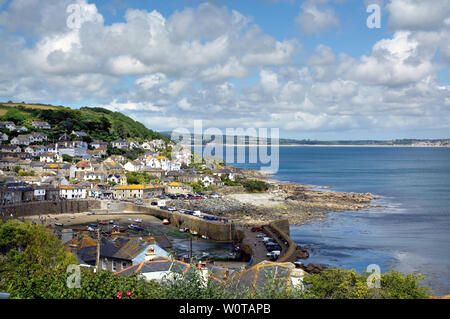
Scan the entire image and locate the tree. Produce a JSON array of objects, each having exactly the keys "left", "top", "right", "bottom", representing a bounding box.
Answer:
[{"left": 62, "top": 154, "right": 73, "bottom": 163}]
